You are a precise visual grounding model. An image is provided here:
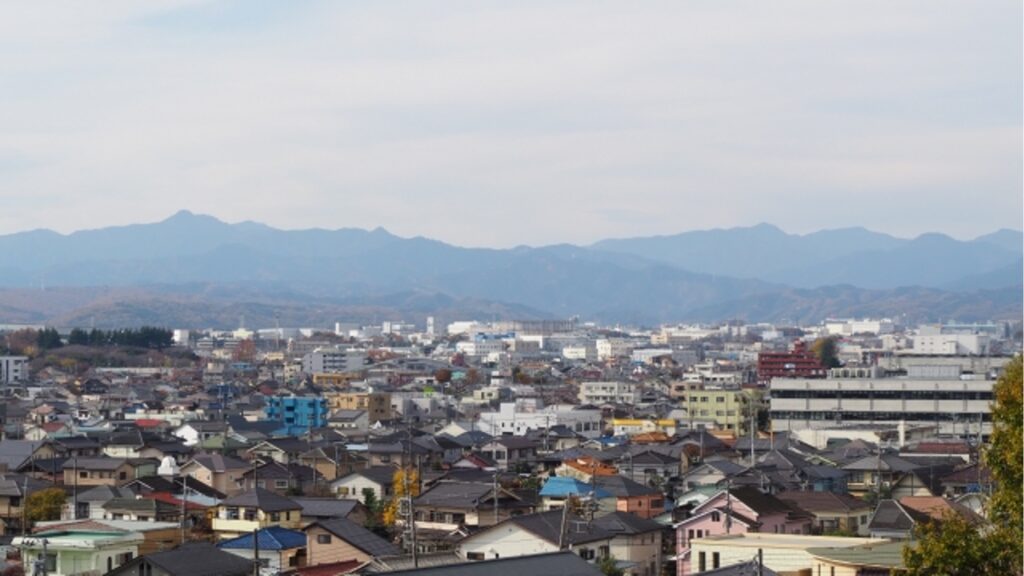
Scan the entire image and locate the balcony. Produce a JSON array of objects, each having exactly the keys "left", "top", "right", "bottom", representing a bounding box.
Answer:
[{"left": 212, "top": 517, "right": 261, "bottom": 535}]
